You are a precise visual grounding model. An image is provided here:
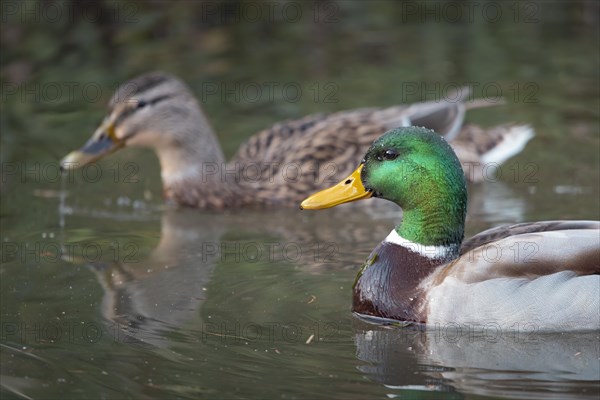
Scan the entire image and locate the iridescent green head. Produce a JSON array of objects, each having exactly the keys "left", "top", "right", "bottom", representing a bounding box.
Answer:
[
  {"left": 301, "top": 127, "right": 467, "bottom": 247},
  {"left": 362, "top": 127, "right": 467, "bottom": 246}
]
